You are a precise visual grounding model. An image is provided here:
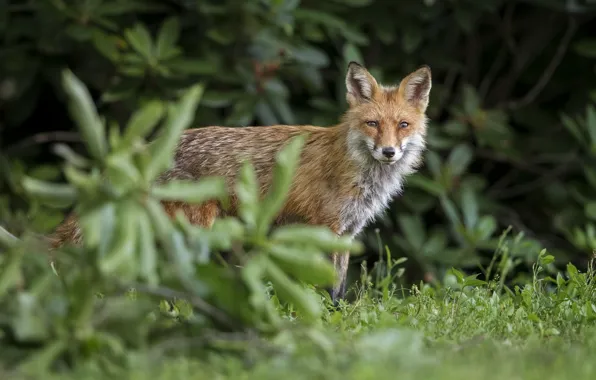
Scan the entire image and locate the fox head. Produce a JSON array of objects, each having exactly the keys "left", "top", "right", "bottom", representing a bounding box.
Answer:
[{"left": 343, "top": 62, "right": 432, "bottom": 167}]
